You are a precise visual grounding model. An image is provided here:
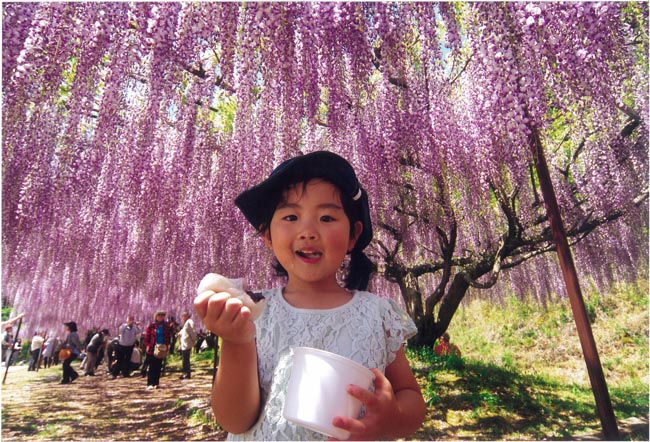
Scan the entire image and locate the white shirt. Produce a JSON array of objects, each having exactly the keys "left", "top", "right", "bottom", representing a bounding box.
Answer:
[
  {"left": 228, "top": 288, "right": 416, "bottom": 441},
  {"left": 118, "top": 323, "right": 141, "bottom": 346},
  {"left": 178, "top": 318, "right": 197, "bottom": 351},
  {"left": 30, "top": 335, "right": 45, "bottom": 351}
]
